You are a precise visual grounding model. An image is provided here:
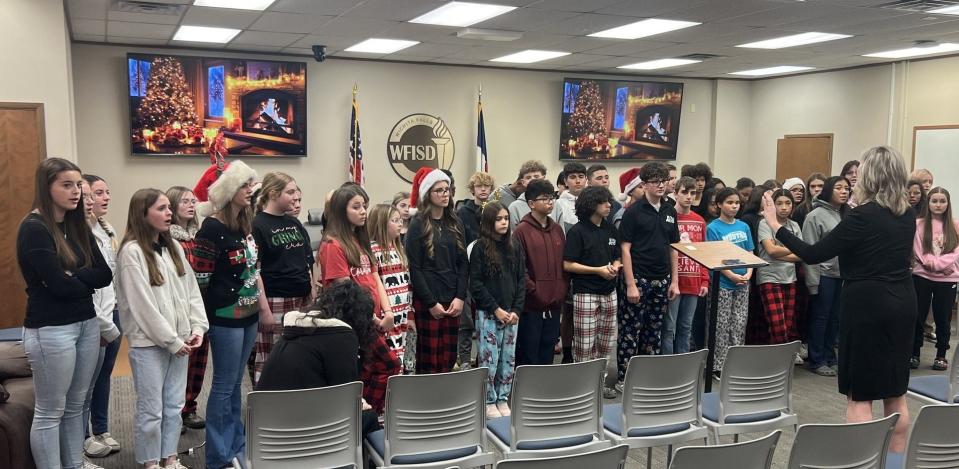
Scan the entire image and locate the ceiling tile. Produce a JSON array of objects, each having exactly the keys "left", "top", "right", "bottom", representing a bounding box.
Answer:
[
  {"left": 107, "top": 21, "right": 177, "bottom": 39},
  {"left": 249, "top": 12, "right": 334, "bottom": 34},
  {"left": 391, "top": 42, "right": 469, "bottom": 58},
  {"left": 595, "top": 0, "right": 712, "bottom": 18},
  {"left": 106, "top": 36, "right": 171, "bottom": 45},
  {"left": 225, "top": 43, "right": 285, "bottom": 52},
  {"left": 536, "top": 36, "right": 620, "bottom": 53},
  {"left": 72, "top": 18, "right": 106, "bottom": 36},
  {"left": 232, "top": 30, "right": 305, "bottom": 47},
  {"left": 473, "top": 7, "right": 581, "bottom": 31},
  {"left": 270, "top": 0, "right": 362, "bottom": 16},
  {"left": 342, "top": 0, "right": 446, "bottom": 21},
  {"left": 182, "top": 6, "right": 261, "bottom": 29},
  {"left": 533, "top": 13, "right": 643, "bottom": 36},
  {"left": 427, "top": 56, "right": 482, "bottom": 65},
  {"left": 383, "top": 54, "right": 436, "bottom": 62},
  {"left": 73, "top": 33, "right": 105, "bottom": 42},
  {"left": 581, "top": 40, "right": 684, "bottom": 57},
  {"left": 332, "top": 50, "right": 390, "bottom": 59},
  {"left": 531, "top": 0, "right": 626, "bottom": 13},
  {"left": 381, "top": 22, "right": 460, "bottom": 42},
  {"left": 311, "top": 17, "right": 400, "bottom": 37},
  {"left": 107, "top": 10, "right": 182, "bottom": 25},
  {"left": 67, "top": 0, "right": 109, "bottom": 20},
  {"left": 289, "top": 35, "right": 363, "bottom": 52}
]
